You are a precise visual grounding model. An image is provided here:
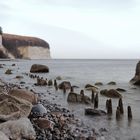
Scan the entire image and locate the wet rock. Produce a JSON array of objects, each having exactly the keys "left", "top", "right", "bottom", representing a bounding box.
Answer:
[
  {"left": 130, "top": 61, "right": 140, "bottom": 85},
  {"left": 85, "top": 108, "right": 106, "bottom": 116},
  {"left": 116, "top": 88, "right": 126, "bottom": 92},
  {"left": 67, "top": 92, "right": 82, "bottom": 102},
  {"left": 100, "top": 89, "right": 122, "bottom": 98},
  {"left": 0, "top": 118, "right": 36, "bottom": 140},
  {"left": 37, "top": 78, "right": 47, "bottom": 86},
  {"left": 0, "top": 94, "right": 32, "bottom": 121},
  {"left": 59, "top": 81, "right": 71, "bottom": 90},
  {"left": 5, "top": 69, "right": 12, "bottom": 74},
  {"left": 12, "top": 64, "right": 16, "bottom": 66},
  {"left": 0, "top": 131, "right": 9, "bottom": 140},
  {"left": 30, "top": 104, "right": 47, "bottom": 118},
  {"left": 30, "top": 64, "right": 49, "bottom": 73},
  {"left": 67, "top": 92, "right": 91, "bottom": 104},
  {"left": 85, "top": 84, "right": 98, "bottom": 89},
  {"left": 34, "top": 118, "right": 54, "bottom": 130},
  {"left": 15, "top": 75, "right": 23, "bottom": 79},
  {"left": 56, "top": 76, "right": 62, "bottom": 80},
  {"left": 8, "top": 89, "right": 38, "bottom": 104},
  {"left": 94, "top": 82, "right": 103, "bottom": 86},
  {"left": 107, "top": 81, "right": 116, "bottom": 85}
]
